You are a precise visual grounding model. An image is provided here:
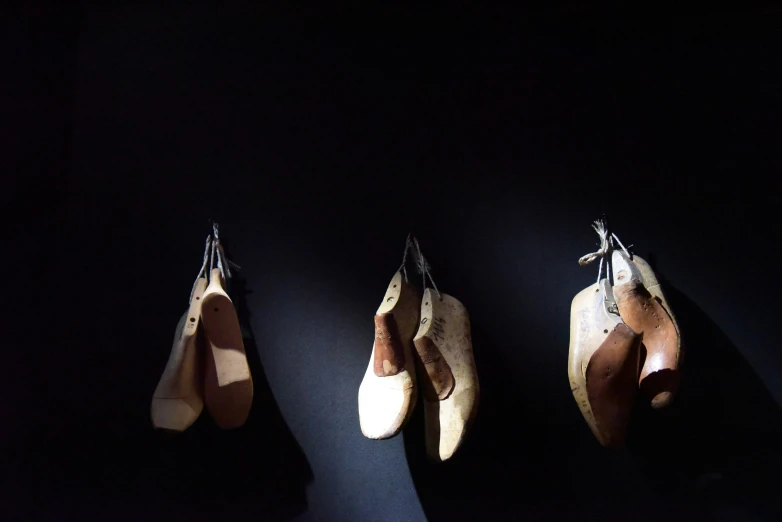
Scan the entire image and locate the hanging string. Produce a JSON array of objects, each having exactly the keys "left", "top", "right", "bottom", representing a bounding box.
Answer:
[
  {"left": 578, "top": 218, "right": 633, "bottom": 285},
  {"left": 212, "top": 222, "right": 229, "bottom": 282},
  {"left": 211, "top": 221, "right": 240, "bottom": 285},
  {"left": 397, "top": 233, "right": 413, "bottom": 282},
  {"left": 188, "top": 222, "right": 241, "bottom": 301},
  {"left": 412, "top": 237, "right": 442, "bottom": 300},
  {"left": 190, "top": 235, "right": 212, "bottom": 303},
  {"left": 209, "top": 232, "right": 217, "bottom": 279},
  {"left": 610, "top": 232, "right": 632, "bottom": 259},
  {"left": 578, "top": 218, "right": 613, "bottom": 285},
  {"left": 578, "top": 219, "right": 611, "bottom": 267},
  {"left": 227, "top": 257, "right": 241, "bottom": 271}
]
